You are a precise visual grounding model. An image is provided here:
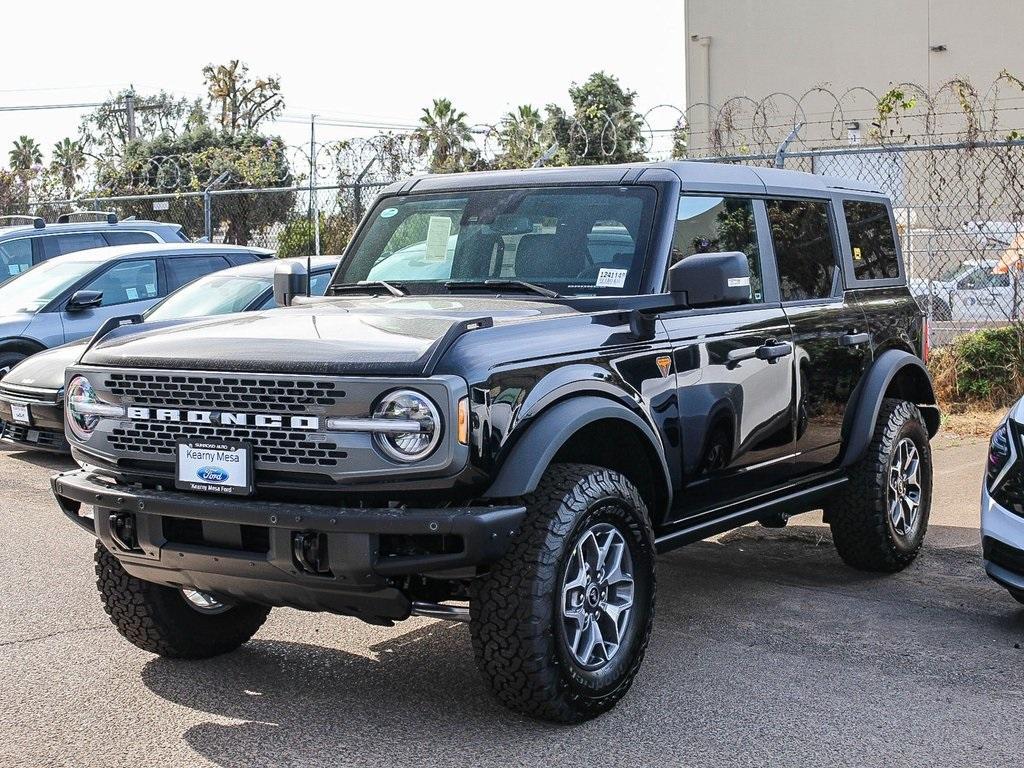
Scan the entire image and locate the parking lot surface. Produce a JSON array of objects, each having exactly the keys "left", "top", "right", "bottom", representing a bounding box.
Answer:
[{"left": 1, "top": 435, "right": 1021, "bottom": 768}]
